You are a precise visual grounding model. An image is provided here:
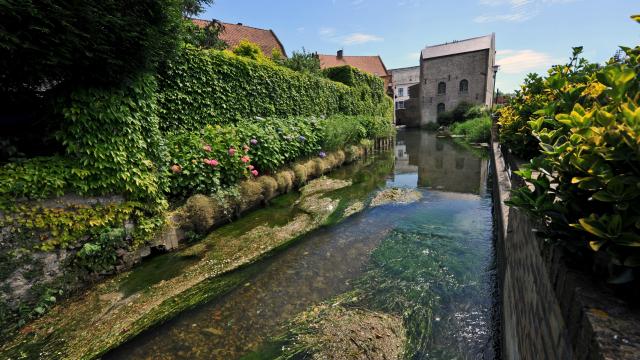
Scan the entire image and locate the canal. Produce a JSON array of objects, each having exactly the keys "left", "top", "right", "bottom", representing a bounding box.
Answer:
[{"left": 105, "top": 129, "right": 497, "bottom": 359}]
